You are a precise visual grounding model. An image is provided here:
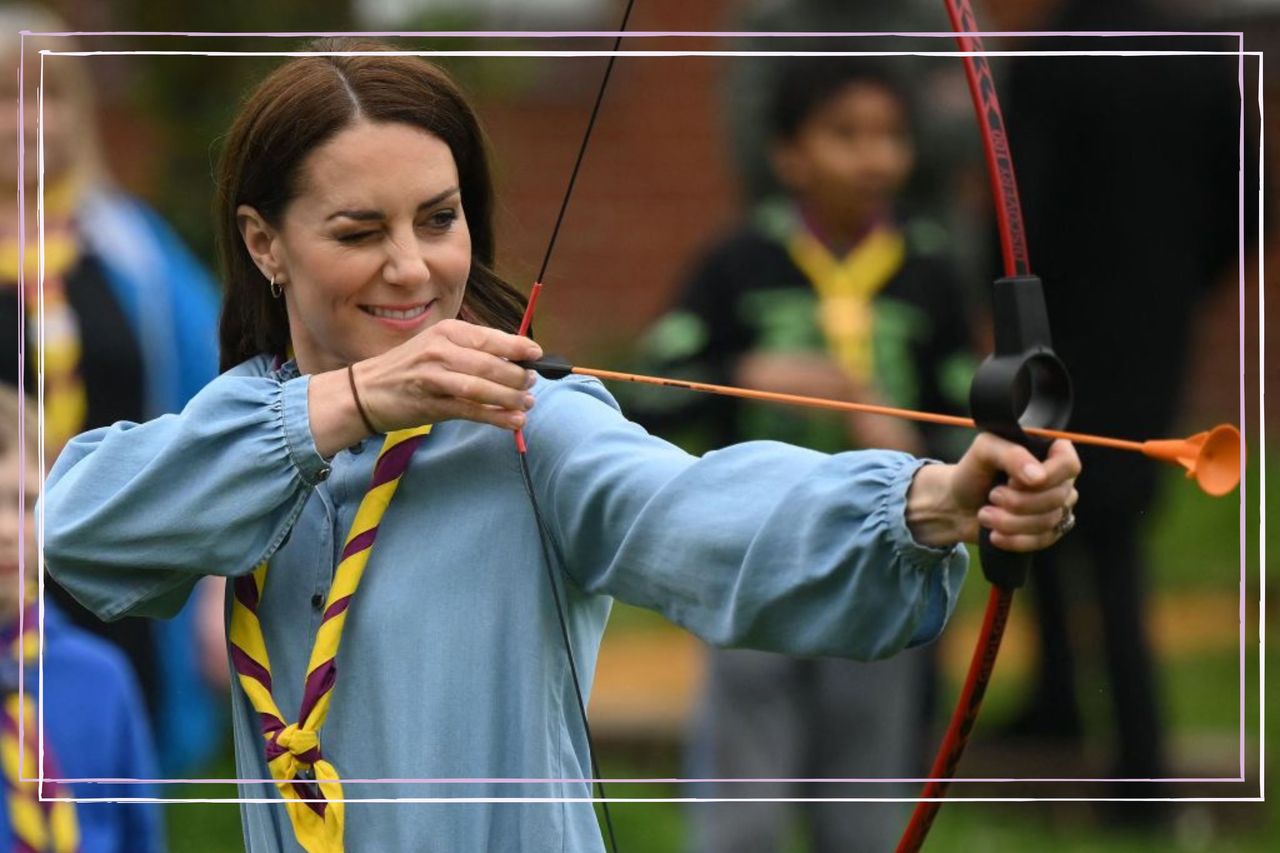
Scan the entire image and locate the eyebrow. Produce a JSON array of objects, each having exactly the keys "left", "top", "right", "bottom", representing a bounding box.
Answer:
[{"left": 325, "top": 186, "right": 461, "bottom": 222}]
